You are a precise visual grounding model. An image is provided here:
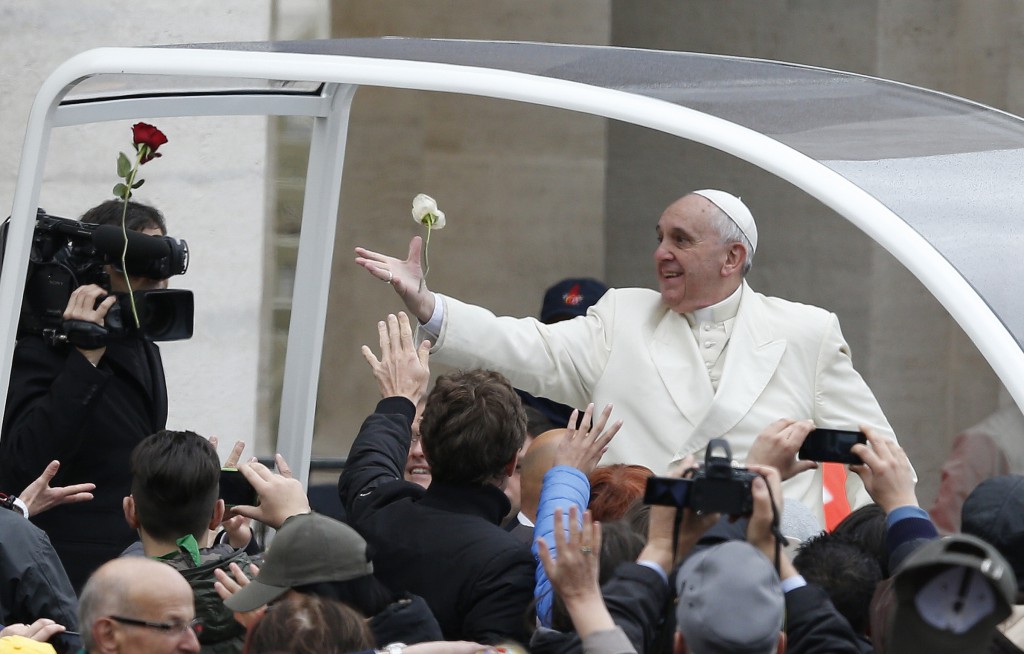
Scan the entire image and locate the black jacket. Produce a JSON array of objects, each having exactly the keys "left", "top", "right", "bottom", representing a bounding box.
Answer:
[
  {"left": 0, "top": 506, "right": 82, "bottom": 654},
  {"left": 529, "top": 562, "right": 670, "bottom": 654},
  {"left": 786, "top": 582, "right": 870, "bottom": 654},
  {"left": 339, "top": 397, "right": 535, "bottom": 646},
  {"left": 1, "top": 335, "right": 167, "bottom": 591},
  {"left": 369, "top": 593, "right": 444, "bottom": 646}
]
